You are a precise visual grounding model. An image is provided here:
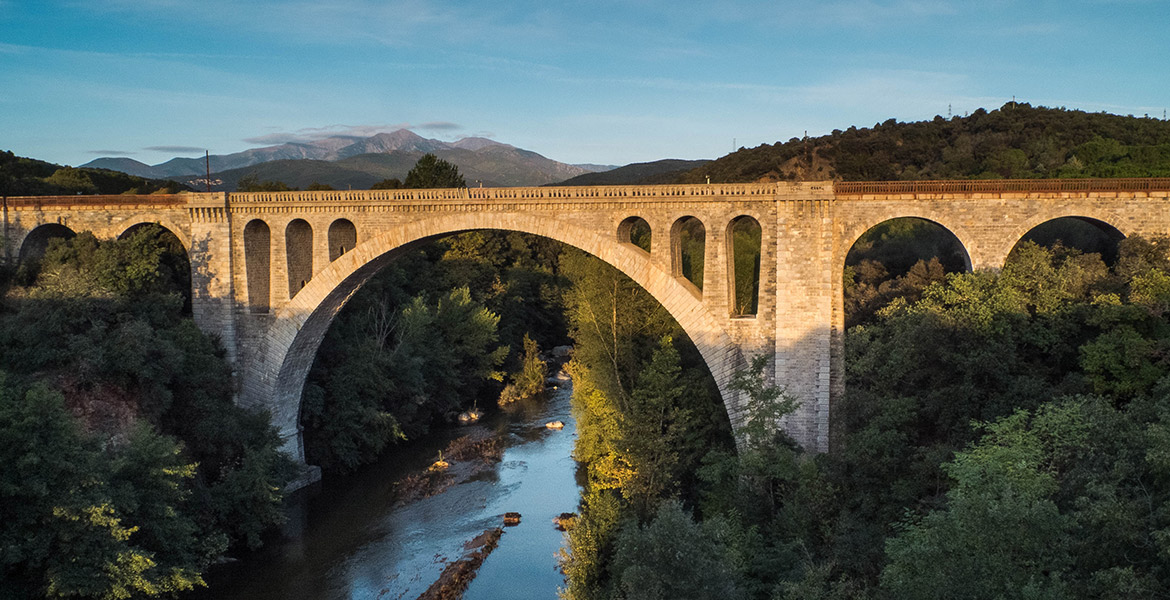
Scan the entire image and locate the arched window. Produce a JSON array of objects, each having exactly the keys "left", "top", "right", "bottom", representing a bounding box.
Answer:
[
  {"left": 286, "top": 219, "right": 314, "bottom": 297},
  {"left": 328, "top": 219, "right": 358, "bottom": 262},
  {"left": 727, "top": 216, "right": 761, "bottom": 316},
  {"left": 244, "top": 219, "right": 271, "bottom": 312},
  {"left": 671, "top": 216, "right": 705, "bottom": 291},
  {"left": 617, "top": 216, "right": 652, "bottom": 253}
]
